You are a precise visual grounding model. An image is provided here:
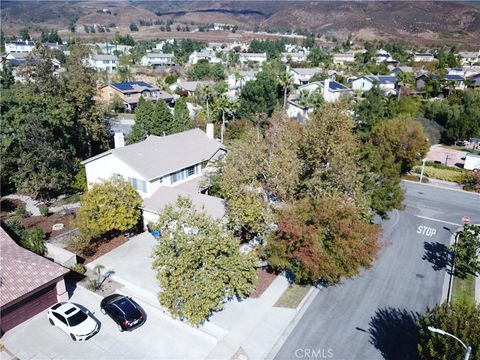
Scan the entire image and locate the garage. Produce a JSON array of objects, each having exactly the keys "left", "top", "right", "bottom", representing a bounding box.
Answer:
[
  {"left": 1, "top": 283, "right": 57, "bottom": 334},
  {"left": 1, "top": 228, "right": 69, "bottom": 335}
]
